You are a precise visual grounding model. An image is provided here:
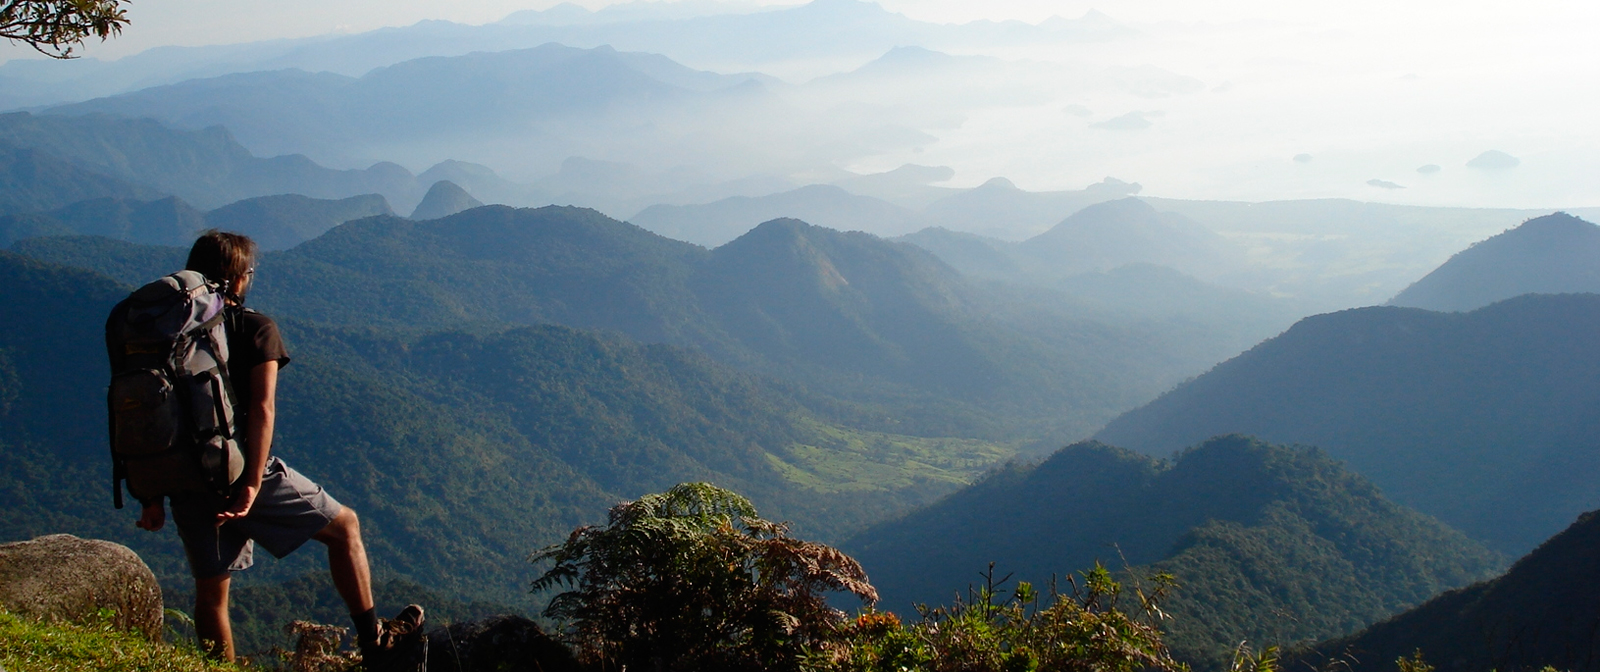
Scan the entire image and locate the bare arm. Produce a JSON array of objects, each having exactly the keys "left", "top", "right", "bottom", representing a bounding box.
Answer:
[{"left": 218, "top": 359, "right": 277, "bottom": 521}]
